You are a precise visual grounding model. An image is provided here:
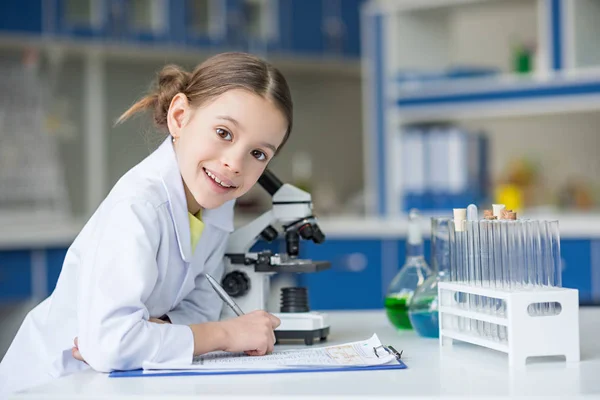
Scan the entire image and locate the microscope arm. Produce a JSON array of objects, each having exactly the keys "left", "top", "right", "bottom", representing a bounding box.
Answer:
[{"left": 226, "top": 209, "right": 277, "bottom": 254}]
